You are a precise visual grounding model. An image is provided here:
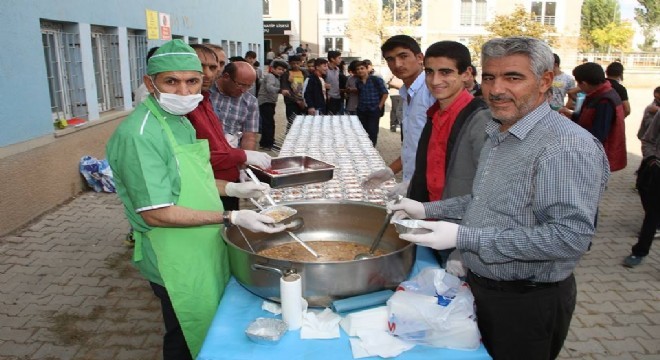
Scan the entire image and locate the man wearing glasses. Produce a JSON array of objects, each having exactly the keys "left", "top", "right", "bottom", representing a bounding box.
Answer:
[{"left": 209, "top": 61, "right": 260, "bottom": 151}]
